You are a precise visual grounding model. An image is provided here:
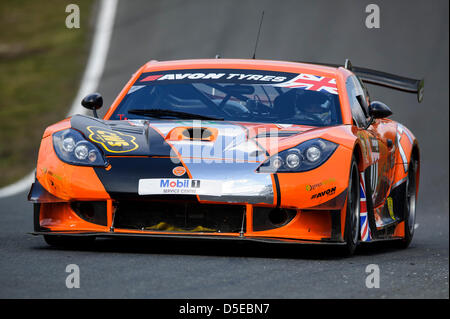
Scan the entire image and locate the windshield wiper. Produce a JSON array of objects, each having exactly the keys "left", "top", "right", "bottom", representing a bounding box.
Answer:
[{"left": 127, "top": 108, "right": 224, "bottom": 121}]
